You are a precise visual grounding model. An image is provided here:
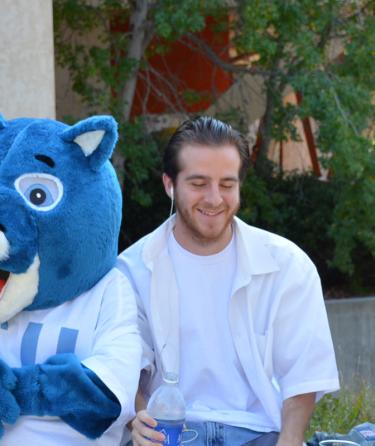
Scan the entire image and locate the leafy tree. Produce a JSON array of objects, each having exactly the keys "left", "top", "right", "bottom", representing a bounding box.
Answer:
[
  {"left": 54, "top": 0, "right": 375, "bottom": 282},
  {"left": 213, "top": 0, "right": 375, "bottom": 274},
  {"left": 54, "top": 0, "right": 223, "bottom": 214}
]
